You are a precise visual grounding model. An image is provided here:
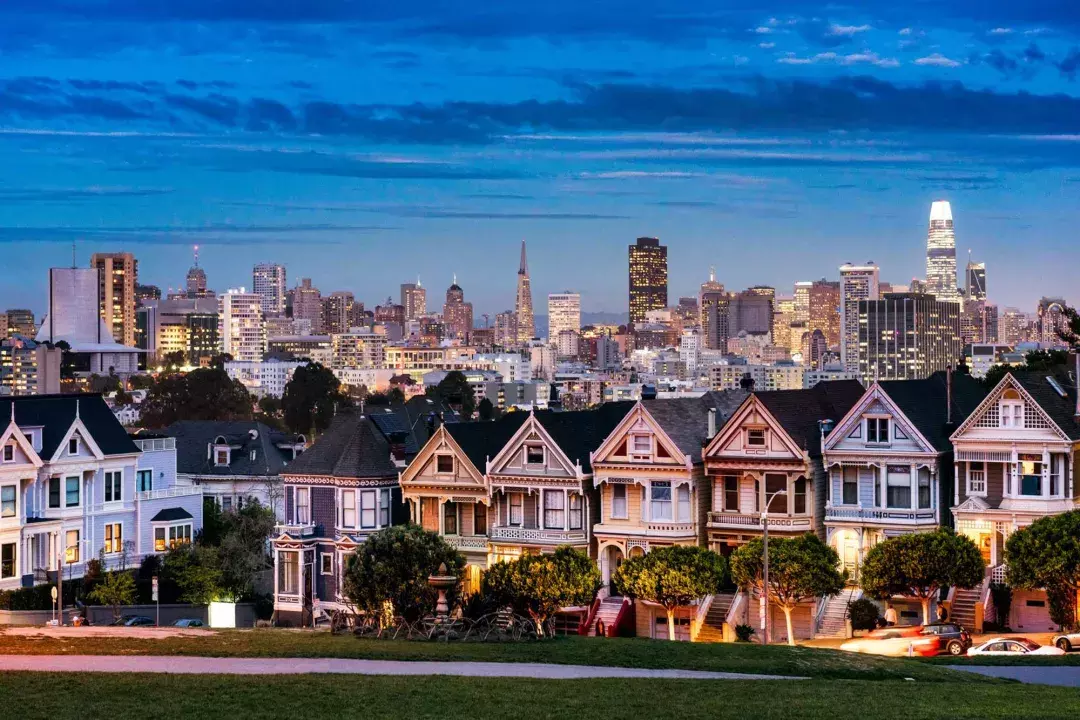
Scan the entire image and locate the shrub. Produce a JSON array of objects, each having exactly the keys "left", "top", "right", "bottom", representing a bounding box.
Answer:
[
  {"left": 734, "top": 623, "right": 756, "bottom": 642},
  {"left": 848, "top": 597, "right": 881, "bottom": 631},
  {"left": 481, "top": 547, "right": 600, "bottom": 634}
]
